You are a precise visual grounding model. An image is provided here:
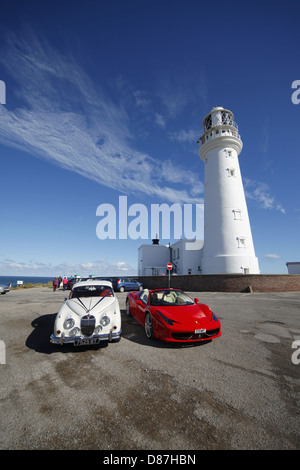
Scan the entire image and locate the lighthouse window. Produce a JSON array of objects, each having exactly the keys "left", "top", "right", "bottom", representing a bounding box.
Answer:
[
  {"left": 221, "top": 111, "right": 233, "bottom": 125},
  {"left": 237, "top": 237, "right": 246, "bottom": 248},
  {"left": 233, "top": 209, "right": 242, "bottom": 220},
  {"left": 204, "top": 115, "right": 212, "bottom": 131},
  {"left": 227, "top": 168, "right": 236, "bottom": 177}
]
